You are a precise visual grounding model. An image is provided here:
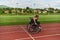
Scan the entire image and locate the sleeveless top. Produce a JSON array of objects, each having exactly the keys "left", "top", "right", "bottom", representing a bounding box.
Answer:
[{"left": 30, "top": 18, "right": 38, "bottom": 23}]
